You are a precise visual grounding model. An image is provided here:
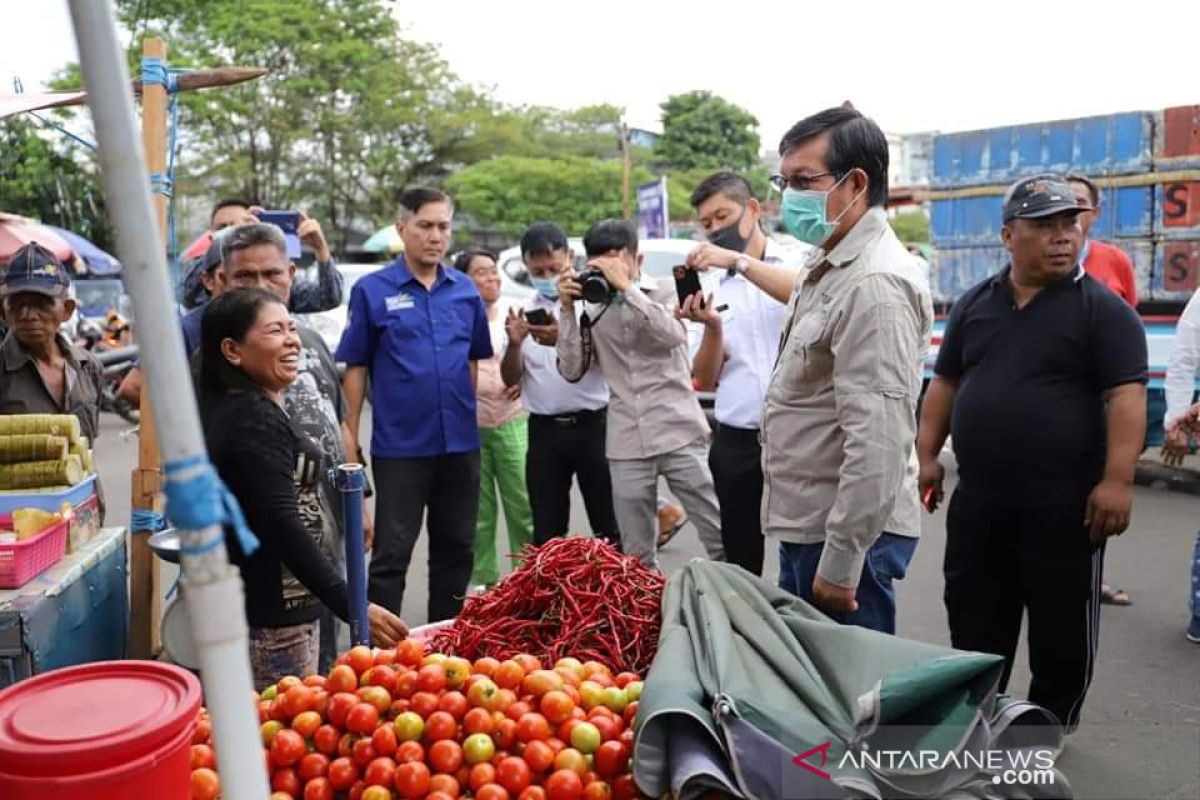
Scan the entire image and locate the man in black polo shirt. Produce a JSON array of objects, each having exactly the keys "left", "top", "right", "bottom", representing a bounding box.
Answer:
[{"left": 917, "top": 174, "right": 1147, "bottom": 733}]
